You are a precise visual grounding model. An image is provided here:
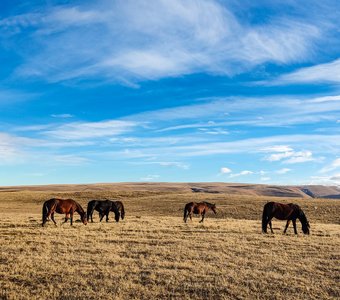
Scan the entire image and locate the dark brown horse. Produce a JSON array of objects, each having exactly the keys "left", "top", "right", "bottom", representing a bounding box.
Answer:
[
  {"left": 183, "top": 201, "right": 217, "bottom": 223},
  {"left": 87, "top": 200, "right": 123, "bottom": 223},
  {"left": 114, "top": 201, "right": 125, "bottom": 220},
  {"left": 42, "top": 198, "right": 87, "bottom": 227},
  {"left": 262, "top": 202, "right": 310, "bottom": 234}
]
